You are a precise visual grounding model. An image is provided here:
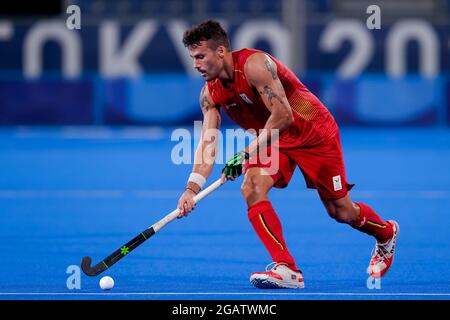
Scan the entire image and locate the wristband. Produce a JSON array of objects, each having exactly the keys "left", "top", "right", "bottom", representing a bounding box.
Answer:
[
  {"left": 185, "top": 187, "right": 198, "bottom": 195},
  {"left": 188, "top": 172, "right": 206, "bottom": 189}
]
